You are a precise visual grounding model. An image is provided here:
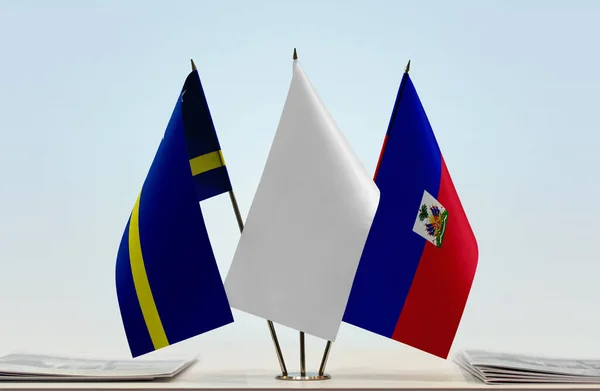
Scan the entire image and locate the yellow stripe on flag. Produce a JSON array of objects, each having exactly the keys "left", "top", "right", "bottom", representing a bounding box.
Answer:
[
  {"left": 189, "top": 150, "right": 225, "bottom": 176},
  {"left": 128, "top": 192, "right": 169, "bottom": 350}
]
